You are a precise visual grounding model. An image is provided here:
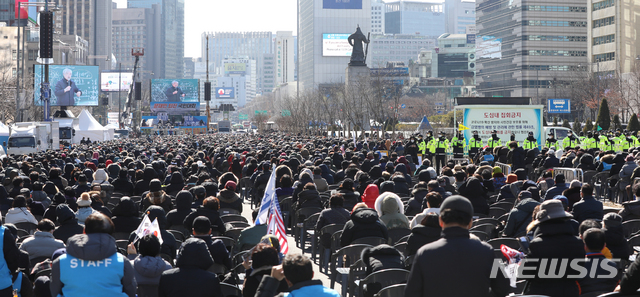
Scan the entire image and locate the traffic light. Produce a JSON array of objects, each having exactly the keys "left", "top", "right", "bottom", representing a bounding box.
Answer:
[
  {"left": 39, "top": 11, "right": 54, "bottom": 59},
  {"left": 204, "top": 82, "right": 211, "bottom": 101},
  {"left": 135, "top": 82, "right": 141, "bottom": 100}
]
